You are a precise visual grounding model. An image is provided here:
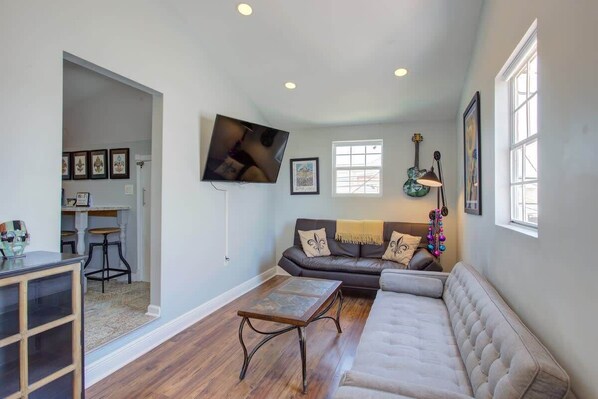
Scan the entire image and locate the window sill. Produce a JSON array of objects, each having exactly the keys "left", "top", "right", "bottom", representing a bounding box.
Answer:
[{"left": 497, "top": 222, "right": 538, "bottom": 238}]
